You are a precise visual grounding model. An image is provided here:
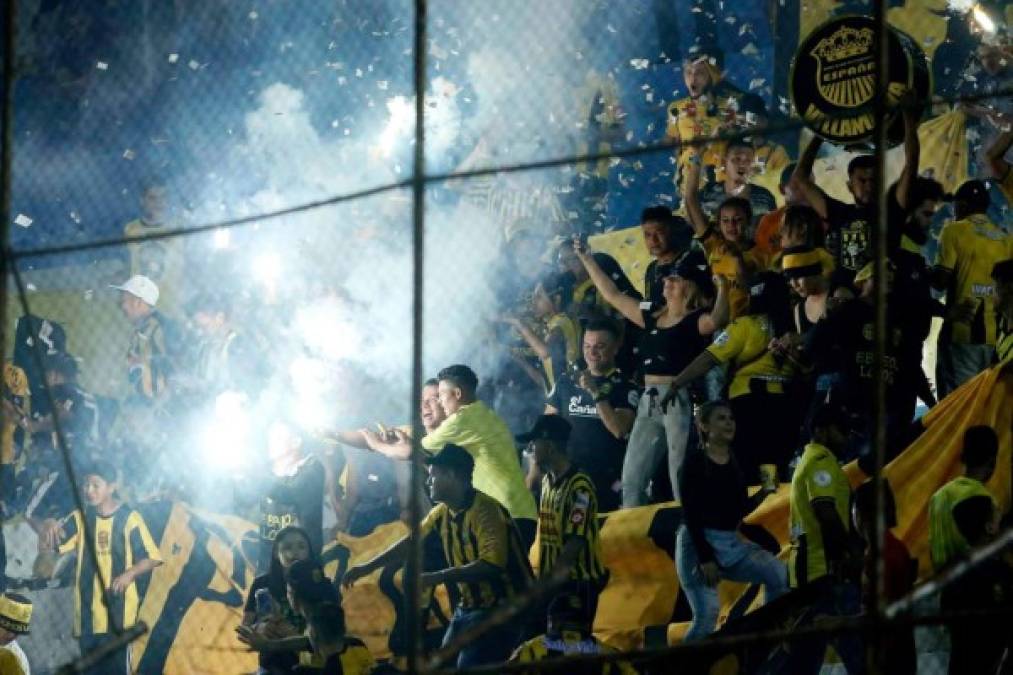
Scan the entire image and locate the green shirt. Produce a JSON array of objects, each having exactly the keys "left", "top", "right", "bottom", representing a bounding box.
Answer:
[
  {"left": 421, "top": 401, "right": 537, "bottom": 520},
  {"left": 928, "top": 476, "right": 996, "bottom": 572}
]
